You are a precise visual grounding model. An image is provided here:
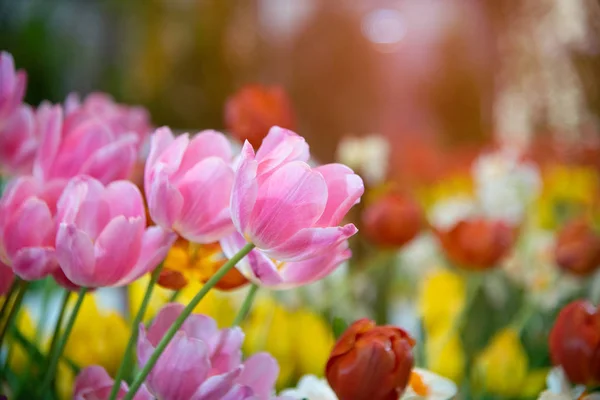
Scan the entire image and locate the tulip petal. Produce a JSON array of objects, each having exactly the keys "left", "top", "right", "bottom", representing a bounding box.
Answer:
[
  {"left": 4, "top": 197, "right": 54, "bottom": 258},
  {"left": 145, "top": 303, "right": 219, "bottom": 347},
  {"left": 81, "top": 134, "right": 138, "bottom": 183},
  {"left": 147, "top": 165, "right": 184, "bottom": 229},
  {"left": 266, "top": 224, "right": 357, "bottom": 262},
  {"left": 145, "top": 127, "right": 176, "bottom": 188},
  {"left": 56, "top": 175, "right": 108, "bottom": 231},
  {"left": 314, "top": 163, "right": 364, "bottom": 227},
  {"left": 56, "top": 224, "right": 96, "bottom": 287},
  {"left": 220, "top": 385, "right": 255, "bottom": 400},
  {"left": 173, "top": 130, "right": 232, "bottom": 180},
  {"left": 33, "top": 103, "right": 63, "bottom": 180},
  {"left": 237, "top": 352, "right": 279, "bottom": 400},
  {"left": 12, "top": 247, "right": 58, "bottom": 280},
  {"left": 249, "top": 161, "right": 327, "bottom": 250},
  {"left": 104, "top": 180, "right": 145, "bottom": 220},
  {"left": 190, "top": 367, "right": 243, "bottom": 400},
  {"left": 255, "top": 126, "right": 309, "bottom": 176},
  {"left": 209, "top": 327, "right": 244, "bottom": 375},
  {"left": 92, "top": 216, "right": 144, "bottom": 287},
  {"left": 231, "top": 142, "right": 258, "bottom": 234},
  {"left": 280, "top": 243, "right": 351, "bottom": 286}
]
